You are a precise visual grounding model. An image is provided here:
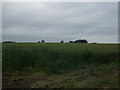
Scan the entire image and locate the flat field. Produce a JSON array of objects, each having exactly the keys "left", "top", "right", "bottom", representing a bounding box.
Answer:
[{"left": 2, "top": 43, "right": 119, "bottom": 88}]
